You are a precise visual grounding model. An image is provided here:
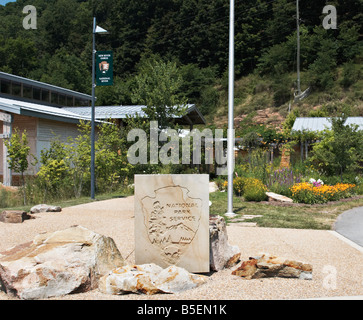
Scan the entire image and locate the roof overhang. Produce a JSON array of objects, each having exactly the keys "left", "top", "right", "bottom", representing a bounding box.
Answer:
[
  {"left": 62, "top": 104, "right": 206, "bottom": 126},
  {"left": 0, "top": 71, "right": 92, "bottom": 101},
  {"left": 0, "top": 97, "right": 101, "bottom": 124},
  {"left": 292, "top": 117, "right": 363, "bottom": 132}
]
